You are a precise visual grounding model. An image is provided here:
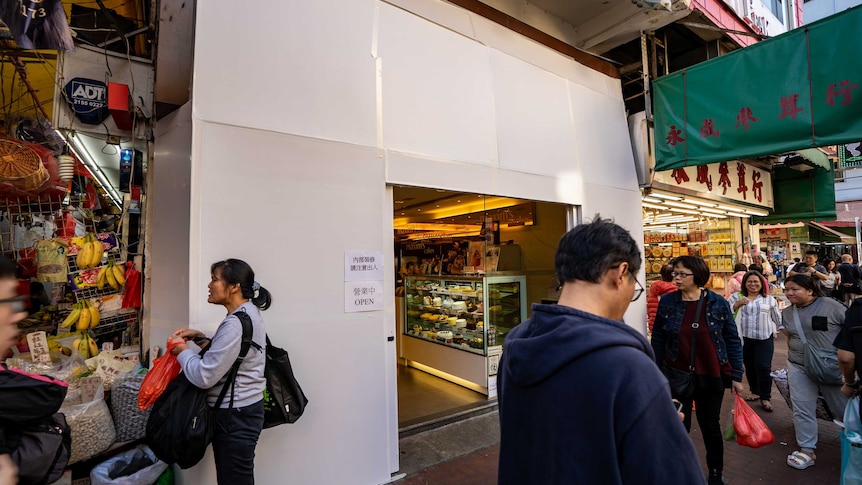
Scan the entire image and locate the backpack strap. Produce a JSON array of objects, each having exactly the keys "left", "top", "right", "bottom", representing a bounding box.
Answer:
[{"left": 214, "top": 310, "right": 256, "bottom": 409}]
